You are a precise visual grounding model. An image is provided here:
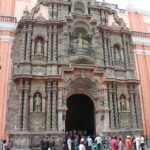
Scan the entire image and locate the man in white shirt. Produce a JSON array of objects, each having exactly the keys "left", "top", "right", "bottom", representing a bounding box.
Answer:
[
  {"left": 135, "top": 135, "right": 141, "bottom": 150},
  {"left": 86, "top": 136, "right": 93, "bottom": 150},
  {"left": 95, "top": 135, "right": 102, "bottom": 150}
]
